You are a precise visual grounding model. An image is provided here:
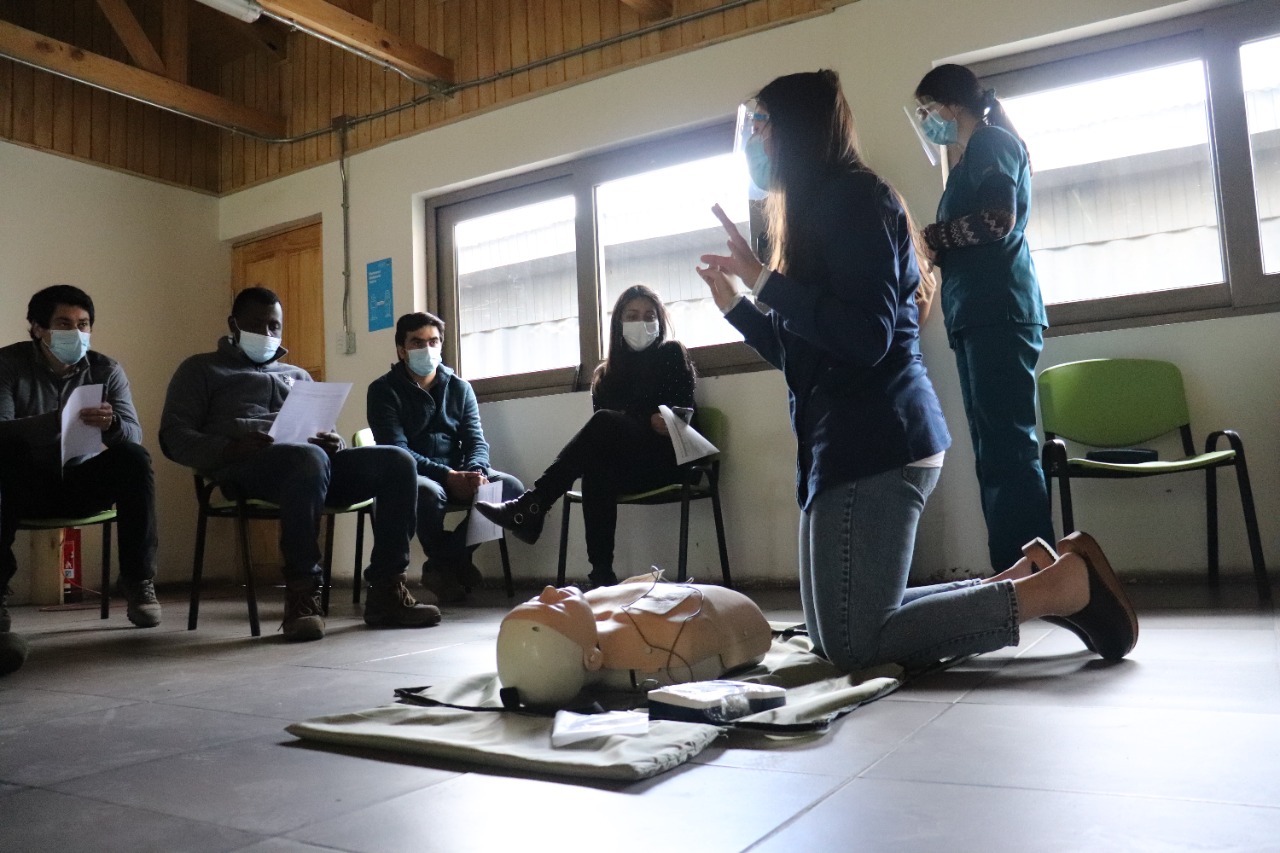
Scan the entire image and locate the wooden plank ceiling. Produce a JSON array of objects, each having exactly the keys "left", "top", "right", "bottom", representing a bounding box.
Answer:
[{"left": 0, "top": 0, "right": 838, "bottom": 195}]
